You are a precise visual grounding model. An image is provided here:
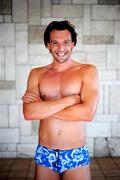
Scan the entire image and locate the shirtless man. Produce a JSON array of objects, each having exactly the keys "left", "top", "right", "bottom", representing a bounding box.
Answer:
[{"left": 22, "top": 21, "right": 99, "bottom": 180}]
